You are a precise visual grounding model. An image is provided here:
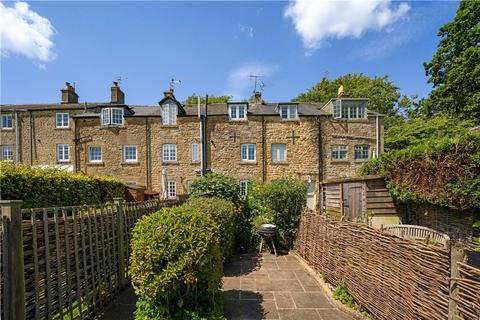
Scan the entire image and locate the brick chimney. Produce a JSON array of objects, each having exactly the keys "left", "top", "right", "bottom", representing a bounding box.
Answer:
[
  {"left": 164, "top": 89, "right": 175, "bottom": 99},
  {"left": 254, "top": 91, "right": 262, "bottom": 103},
  {"left": 111, "top": 82, "right": 125, "bottom": 104},
  {"left": 61, "top": 82, "right": 79, "bottom": 104},
  {"left": 337, "top": 85, "right": 346, "bottom": 98}
]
